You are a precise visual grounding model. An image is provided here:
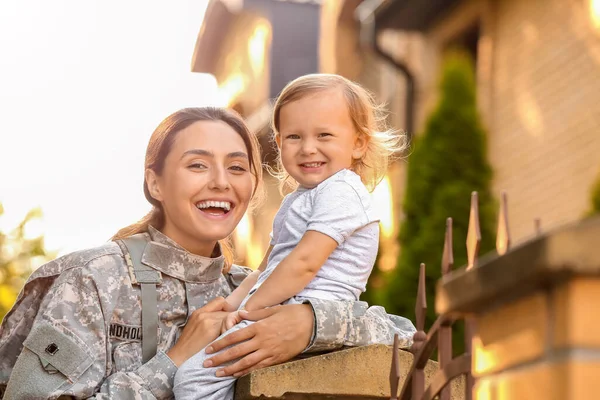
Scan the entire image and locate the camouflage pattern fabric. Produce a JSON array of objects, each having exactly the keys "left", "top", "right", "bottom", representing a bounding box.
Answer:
[{"left": 0, "top": 226, "right": 415, "bottom": 399}]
